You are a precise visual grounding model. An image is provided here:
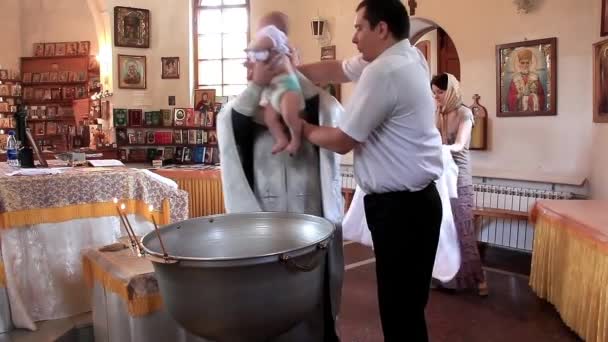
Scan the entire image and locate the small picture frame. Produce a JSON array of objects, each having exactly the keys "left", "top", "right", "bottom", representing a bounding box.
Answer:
[
  {"left": 55, "top": 43, "right": 66, "bottom": 56},
  {"left": 118, "top": 54, "right": 146, "bottom": 89},
  {"left": 66, "top": 42, "right": 79, "bottom": 56},
  {"left": 174, "top": 108, "right": 187, "bottom": 126},
  {"left": 0, "top": 70, "right": 7, "bottom": 80},
  {"left": 146, "top": 131, "right": 155, "bottom": 144},
  {"left": 161, "top": 57, "right": 180, "bottom": 79},
  {"left": 58, "top": 71, "right": 68, "bottom": 83},
  {"left": 44, "top": 43, "right": 56, "bottom": 57},
  {"left": 63, "top": 87, "right": 75, "bottom": 100},
  {"left": 594, "top": 39, "right": 608, "bottom": 123},
  {"left": 23, "top": 88, "right": 34, "bottom": 100},
  {"left": 603, "top": 0, "right": 608, "bottom": 37},
  {"left": 205, "top": 111, "right": 215, "bottom": 128},
  {"left": 128, "top": 109, "right": 143, "bottom": 126},
  {"left": 0, "top": 85, "right": 9, "bottom": 97},
  {"left": 320, "top": 45, "right": 336, "bottom": 61},
  {"left": 78, "top": 41, "right": 90, "bottom": 56},
  {"left": 40, "top": 72, "right": 50, "bottom": 83},
  {"left": 75, "top": 86, "right": 86, "bottom": 99},
  {"left": 173, "top": 130, "right": 183, "bottom": 144},
  {"left": 208, "top": 130, "right": 218, "bottom": 144},
  {"left": 204, "top": 147, "right": 214, "bottom": 164},
  {"left": 10, "top": 85, "right": 20, "bottom": 96},
  {"left": 51, "top": 88, "right": 61, "bottom": 100},
  {"left": 194, "top": 89, "right": 216, "bottom": 113},
  {"left": 47, "top": 106, "right": 58, "bottom": 117},
  {"left": 34, "top": 43, "right": 45, "bottom": 57}
]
